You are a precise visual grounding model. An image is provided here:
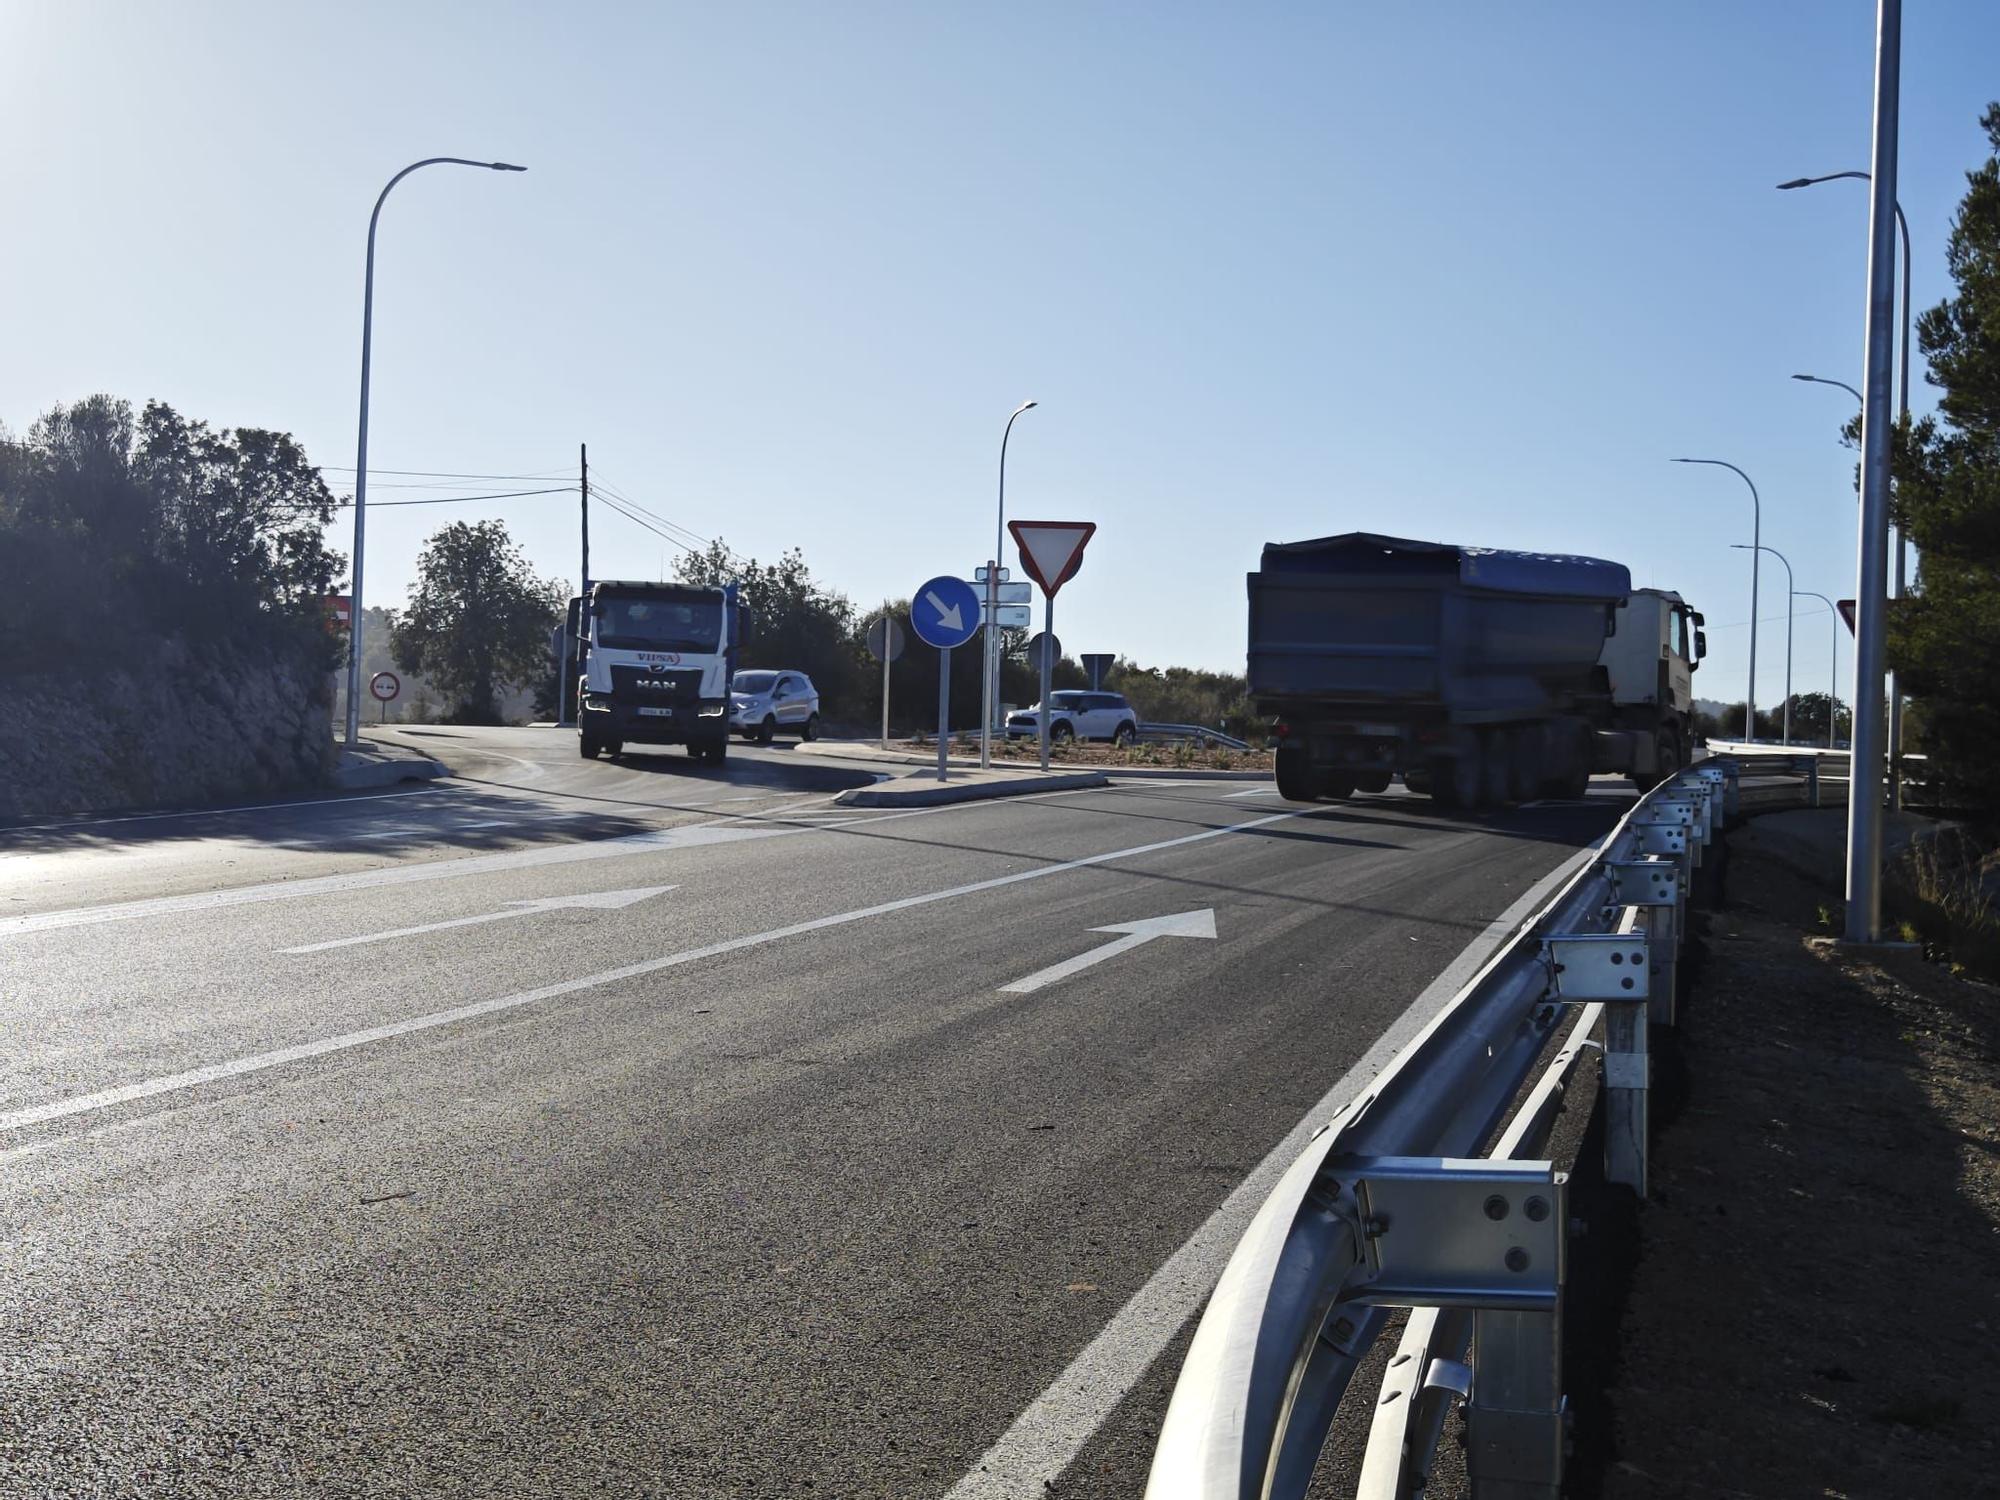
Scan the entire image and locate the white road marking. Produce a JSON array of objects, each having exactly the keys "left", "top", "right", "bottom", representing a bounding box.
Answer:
[
  {"left": 343, "top": 826, "right": 429, "bottom": 841},
  {"left": 0, "top": 822, "right": 792, "bottom": 939},
  {"left": 0, "top": 782, "right": 1108, "bottom": 941},
  {"left": 942, "top": 839, "right": 1603, "bottom": 1499},
  {"left": 281, "top": 886, "right": 675, "bottom": 954},
  {"left": 1224, "top": 786, "right": 1279, "bottom": 798},
  {"left": 0, "top": 786, "right": 444, "bottom": 836},
  {"left": 0, "top": 811, "right": 1301, "bottom": 1133},
  {"left": 1000, "top": 909, "right": 1216, "bottom": 994}
]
